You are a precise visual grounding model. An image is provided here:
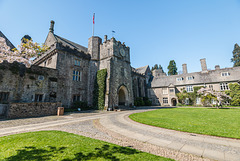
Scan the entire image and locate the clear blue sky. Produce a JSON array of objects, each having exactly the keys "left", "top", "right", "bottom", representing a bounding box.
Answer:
[{"left": 1, "top": 0, "right": 240, "bottom": 73}]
